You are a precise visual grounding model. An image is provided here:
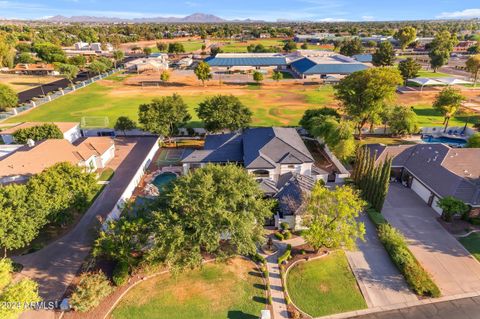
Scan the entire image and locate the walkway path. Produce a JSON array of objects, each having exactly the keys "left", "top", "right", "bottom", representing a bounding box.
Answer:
[
  {"left": 263, "top": 241, "right": 290, "bottom": 319},
  {"left": 345, "top": 215, "right": 417, "bottom": 308},
  {"left": 14, "top": 137, "right": 158, "bottom": 306}
]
